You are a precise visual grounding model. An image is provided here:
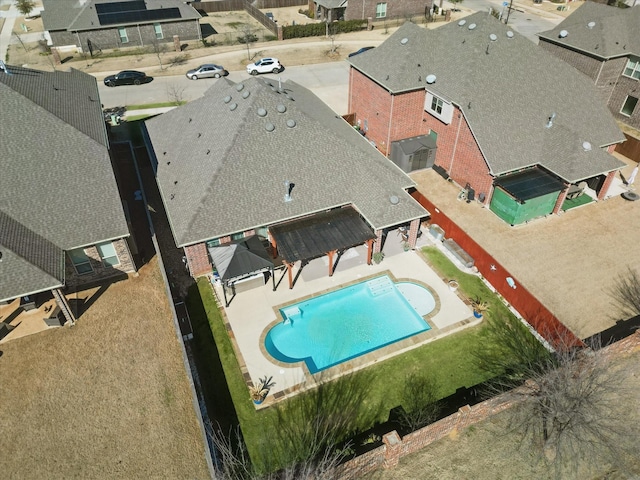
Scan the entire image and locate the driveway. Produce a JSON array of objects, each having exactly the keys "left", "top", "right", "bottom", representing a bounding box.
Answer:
[{"left": 410, "top": 157, "right": 640, "bottom": 340}]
